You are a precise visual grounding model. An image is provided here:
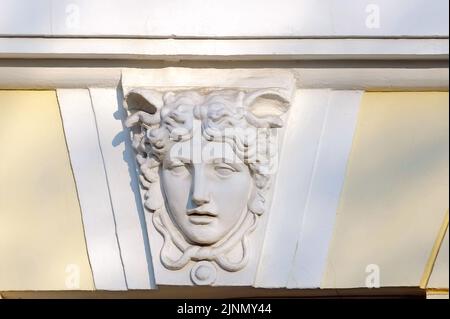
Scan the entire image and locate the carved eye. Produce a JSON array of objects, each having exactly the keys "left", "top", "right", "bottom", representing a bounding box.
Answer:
[
  {"left": 167, "top": 162, "right": 190, "bottom": 176},
  {"left": 214, "top": 163, "right": 236, "bottom": 177}
]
